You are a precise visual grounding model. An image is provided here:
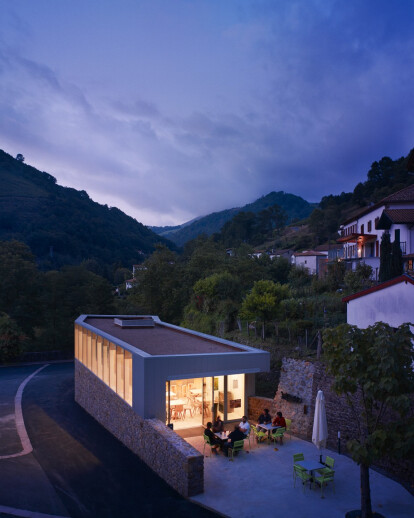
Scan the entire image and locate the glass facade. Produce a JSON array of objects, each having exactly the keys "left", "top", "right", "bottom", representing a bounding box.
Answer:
[
  {"left": 166, "top": 374, "right": 245, "bottom": 430},
  {"left": 75, "top": 324, "right": 132, "bottom": 406}
]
